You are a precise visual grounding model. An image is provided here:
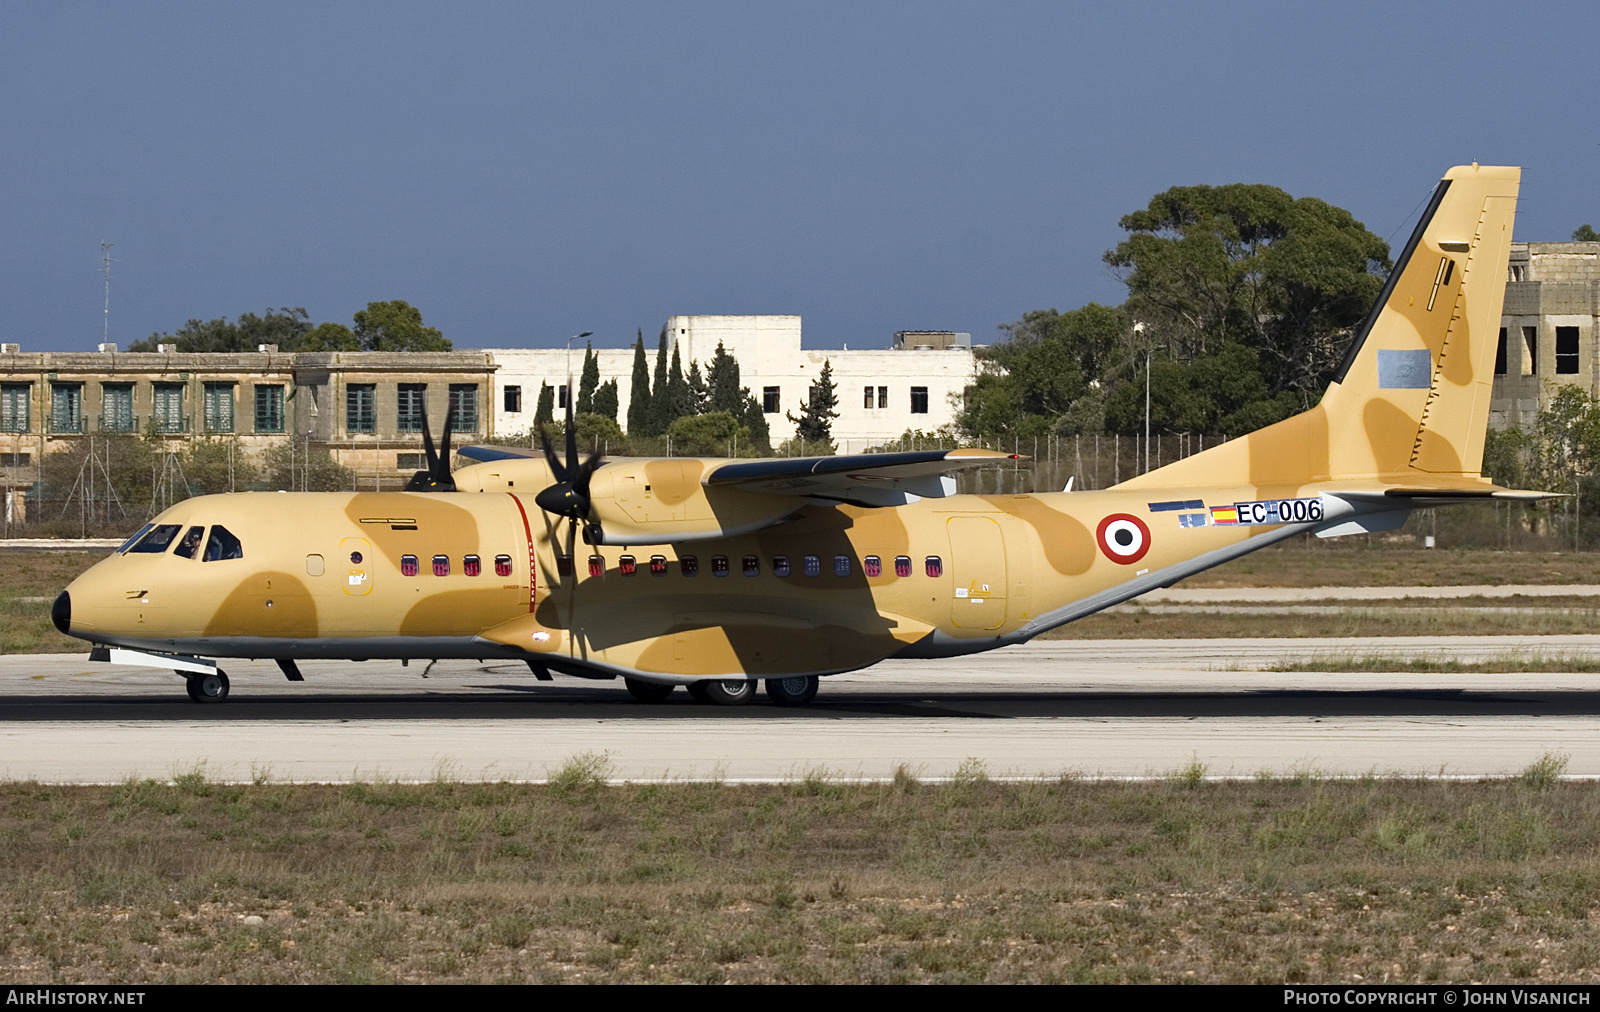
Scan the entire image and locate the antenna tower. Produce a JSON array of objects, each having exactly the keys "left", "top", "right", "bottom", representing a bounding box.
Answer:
[{"left": 100, "top": 241, "right": 115, "bottom": 346}]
